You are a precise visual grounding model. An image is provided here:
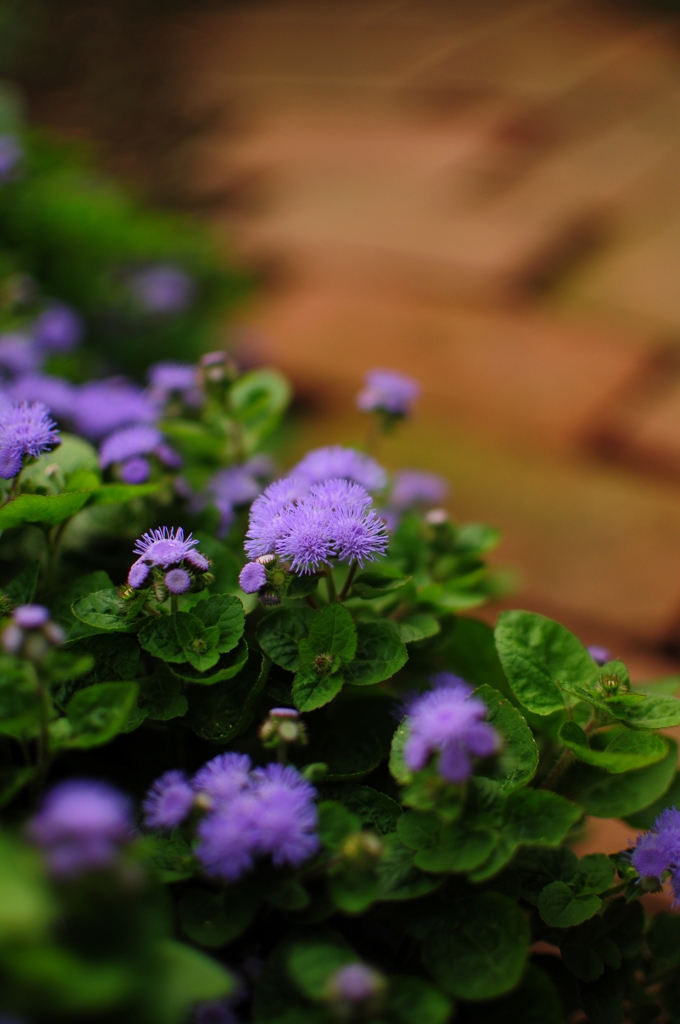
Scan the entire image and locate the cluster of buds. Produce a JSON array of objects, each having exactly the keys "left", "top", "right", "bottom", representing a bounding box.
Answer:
[
  {"left": 239, "top": 554, "right": 290, "bottom": 606},
  {"left": 339, "top": 830, "right": 384, "bottom": 869},
  {"left": 122, "top": 527, "right": 213, "bottom": 604},
  {"left": 1, "top": 604, "right": 65, "bottom": 661},
  {"left": 324, "top": 963, "right": 387, "bottom": 1021},
  {"left": 198, "top": 350, "right": 238, "bottom": 393},
  {"left": 259, "top": 707, "right": 307, "bottom": 751}
]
